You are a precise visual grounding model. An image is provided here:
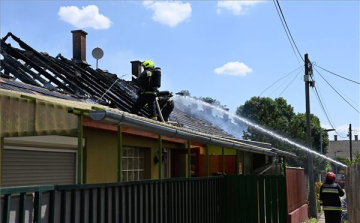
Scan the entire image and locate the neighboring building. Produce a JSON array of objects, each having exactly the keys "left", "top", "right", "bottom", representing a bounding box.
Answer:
[
  {"left": 328, "top": 134, "right": 360, "bottom": 160},
  {"left": 0, "top": 31, "right": 295, "bottom": 188}
]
